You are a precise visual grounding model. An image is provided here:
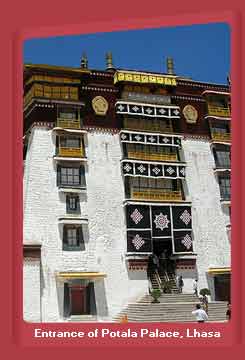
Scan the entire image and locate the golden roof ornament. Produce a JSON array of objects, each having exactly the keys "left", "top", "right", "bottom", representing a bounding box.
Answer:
[
  {"left": 80, "top": 53, "right": 88, "bottom": 69},
  {"left": 166, "top": 57, "right": 175, "bottom": 75},
  {"left": 106, "top": 52, "right": 114, "bottom": 70}
]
